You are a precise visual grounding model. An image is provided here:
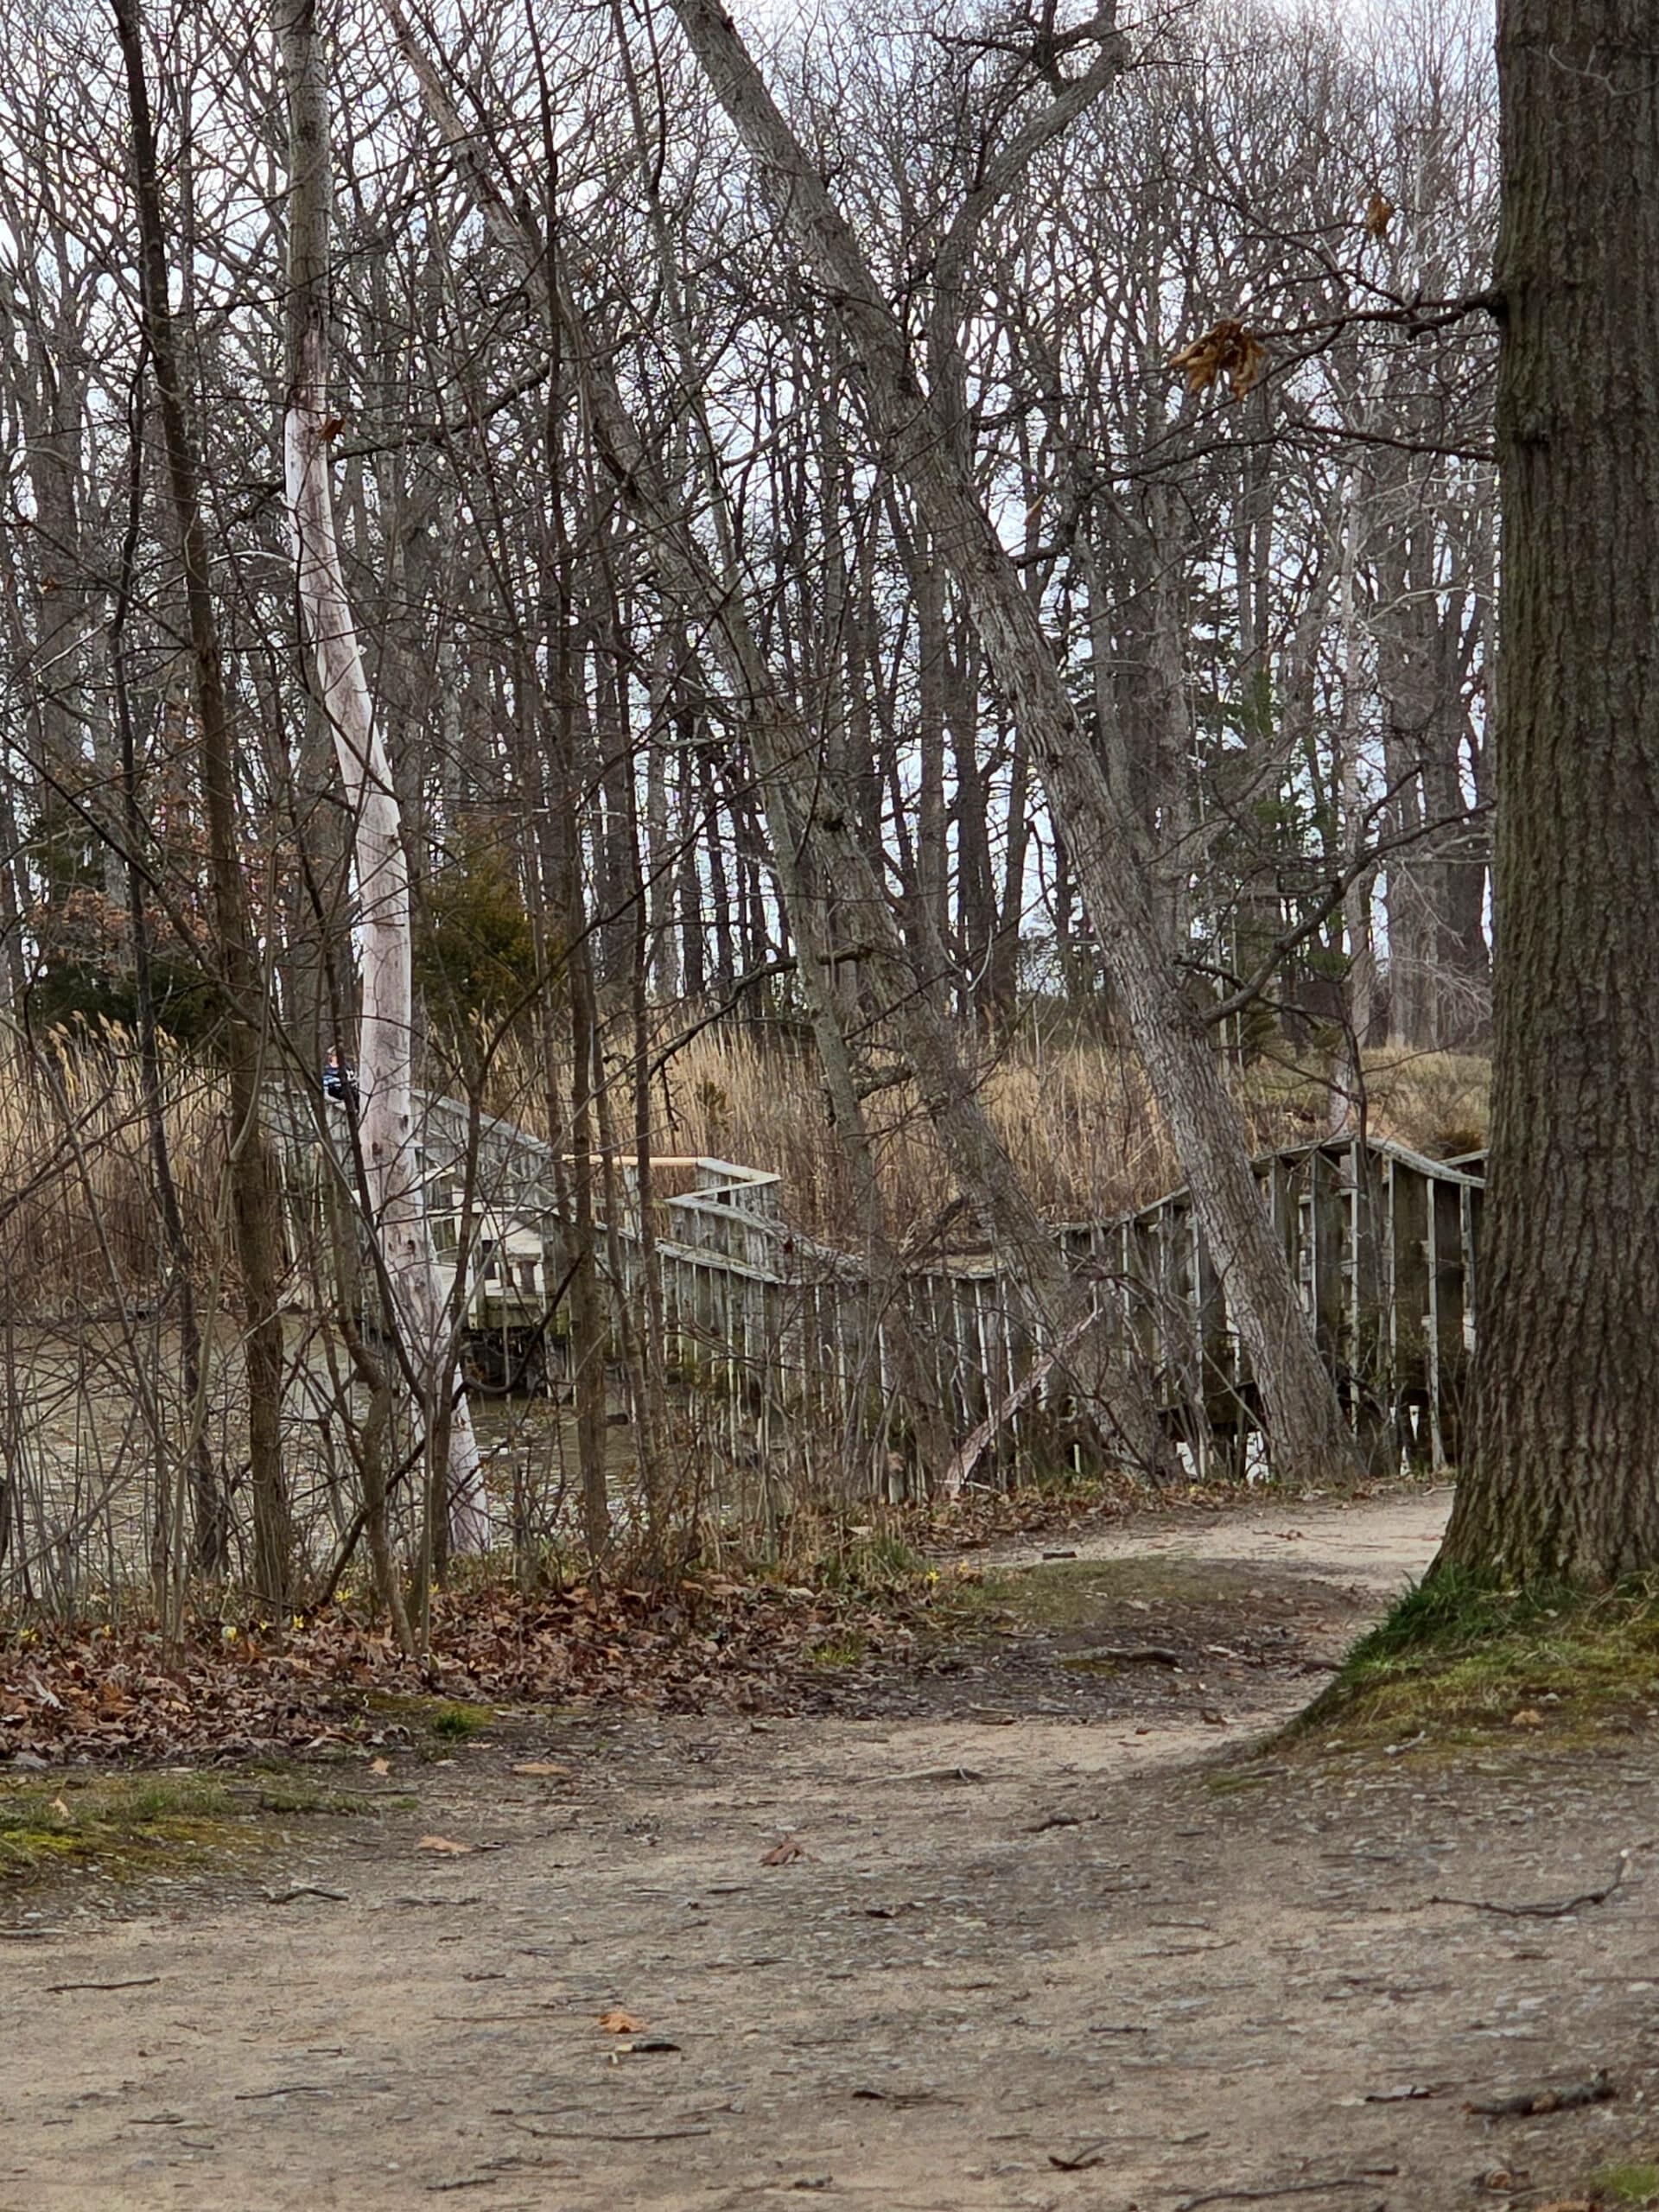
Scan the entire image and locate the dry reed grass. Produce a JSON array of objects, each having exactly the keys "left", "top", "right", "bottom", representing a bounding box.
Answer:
[
  {"left": 0, "top": 1024, "right": 1493, "bottom": 1309},
  {"left": 483, "top": 1027, "right": 1494, "bottom": 1248},
  {"left": 0, "top": 1030, "right": 227, "bottom": 1314}
]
